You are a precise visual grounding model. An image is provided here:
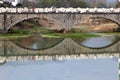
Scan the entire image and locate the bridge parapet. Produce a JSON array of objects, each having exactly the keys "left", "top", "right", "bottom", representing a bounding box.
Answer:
[{"left": 0, "top": 8, "right": 120, "bottom": 13}]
